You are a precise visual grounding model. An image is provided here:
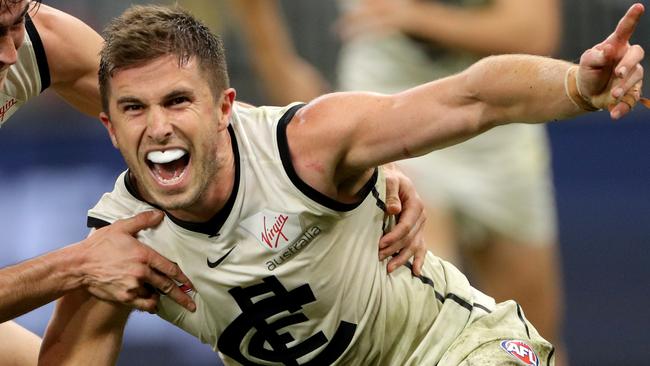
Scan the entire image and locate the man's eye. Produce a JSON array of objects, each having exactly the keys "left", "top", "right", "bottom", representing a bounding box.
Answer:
[
  {"left": 167, "top": 96, "right": 190, "bottom": 107},
  {"left": 123, "top": 104, "right": 142, "bottom": 112}
]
